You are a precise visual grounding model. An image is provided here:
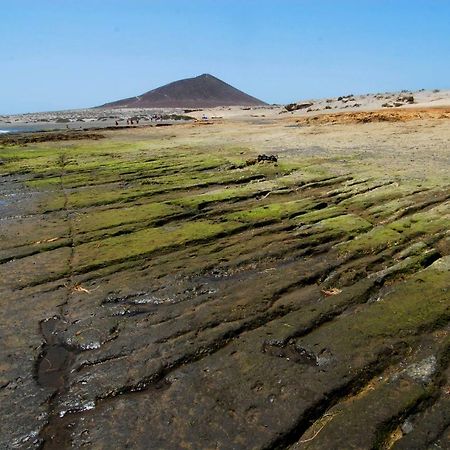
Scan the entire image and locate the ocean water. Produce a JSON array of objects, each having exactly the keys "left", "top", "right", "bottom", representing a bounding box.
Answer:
[
  {"left": 0, "top": 122, "right": 101, "bottom": 134},
  {"left": 0, "top": 124, "right": 58, "bottom": 133}
]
